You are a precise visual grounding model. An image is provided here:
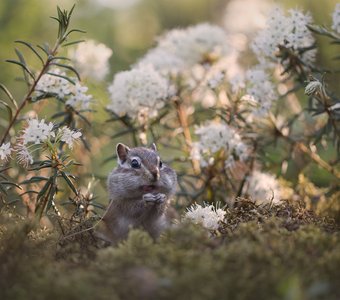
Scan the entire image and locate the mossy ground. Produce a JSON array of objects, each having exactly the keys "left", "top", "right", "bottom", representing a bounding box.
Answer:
[{"left": 0, "top": 199, "right": 339, "bottom": 300}]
